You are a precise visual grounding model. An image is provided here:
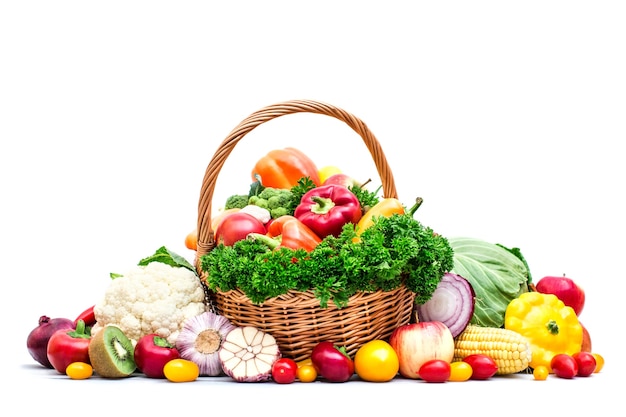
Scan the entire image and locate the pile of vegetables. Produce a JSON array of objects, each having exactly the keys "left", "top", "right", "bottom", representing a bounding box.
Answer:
[
  {"left": 197, "top": 146, "right": 456, "bottom": 308},
  {"left": 24, "top": 145, "right": 607, "bottom": 384}
]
